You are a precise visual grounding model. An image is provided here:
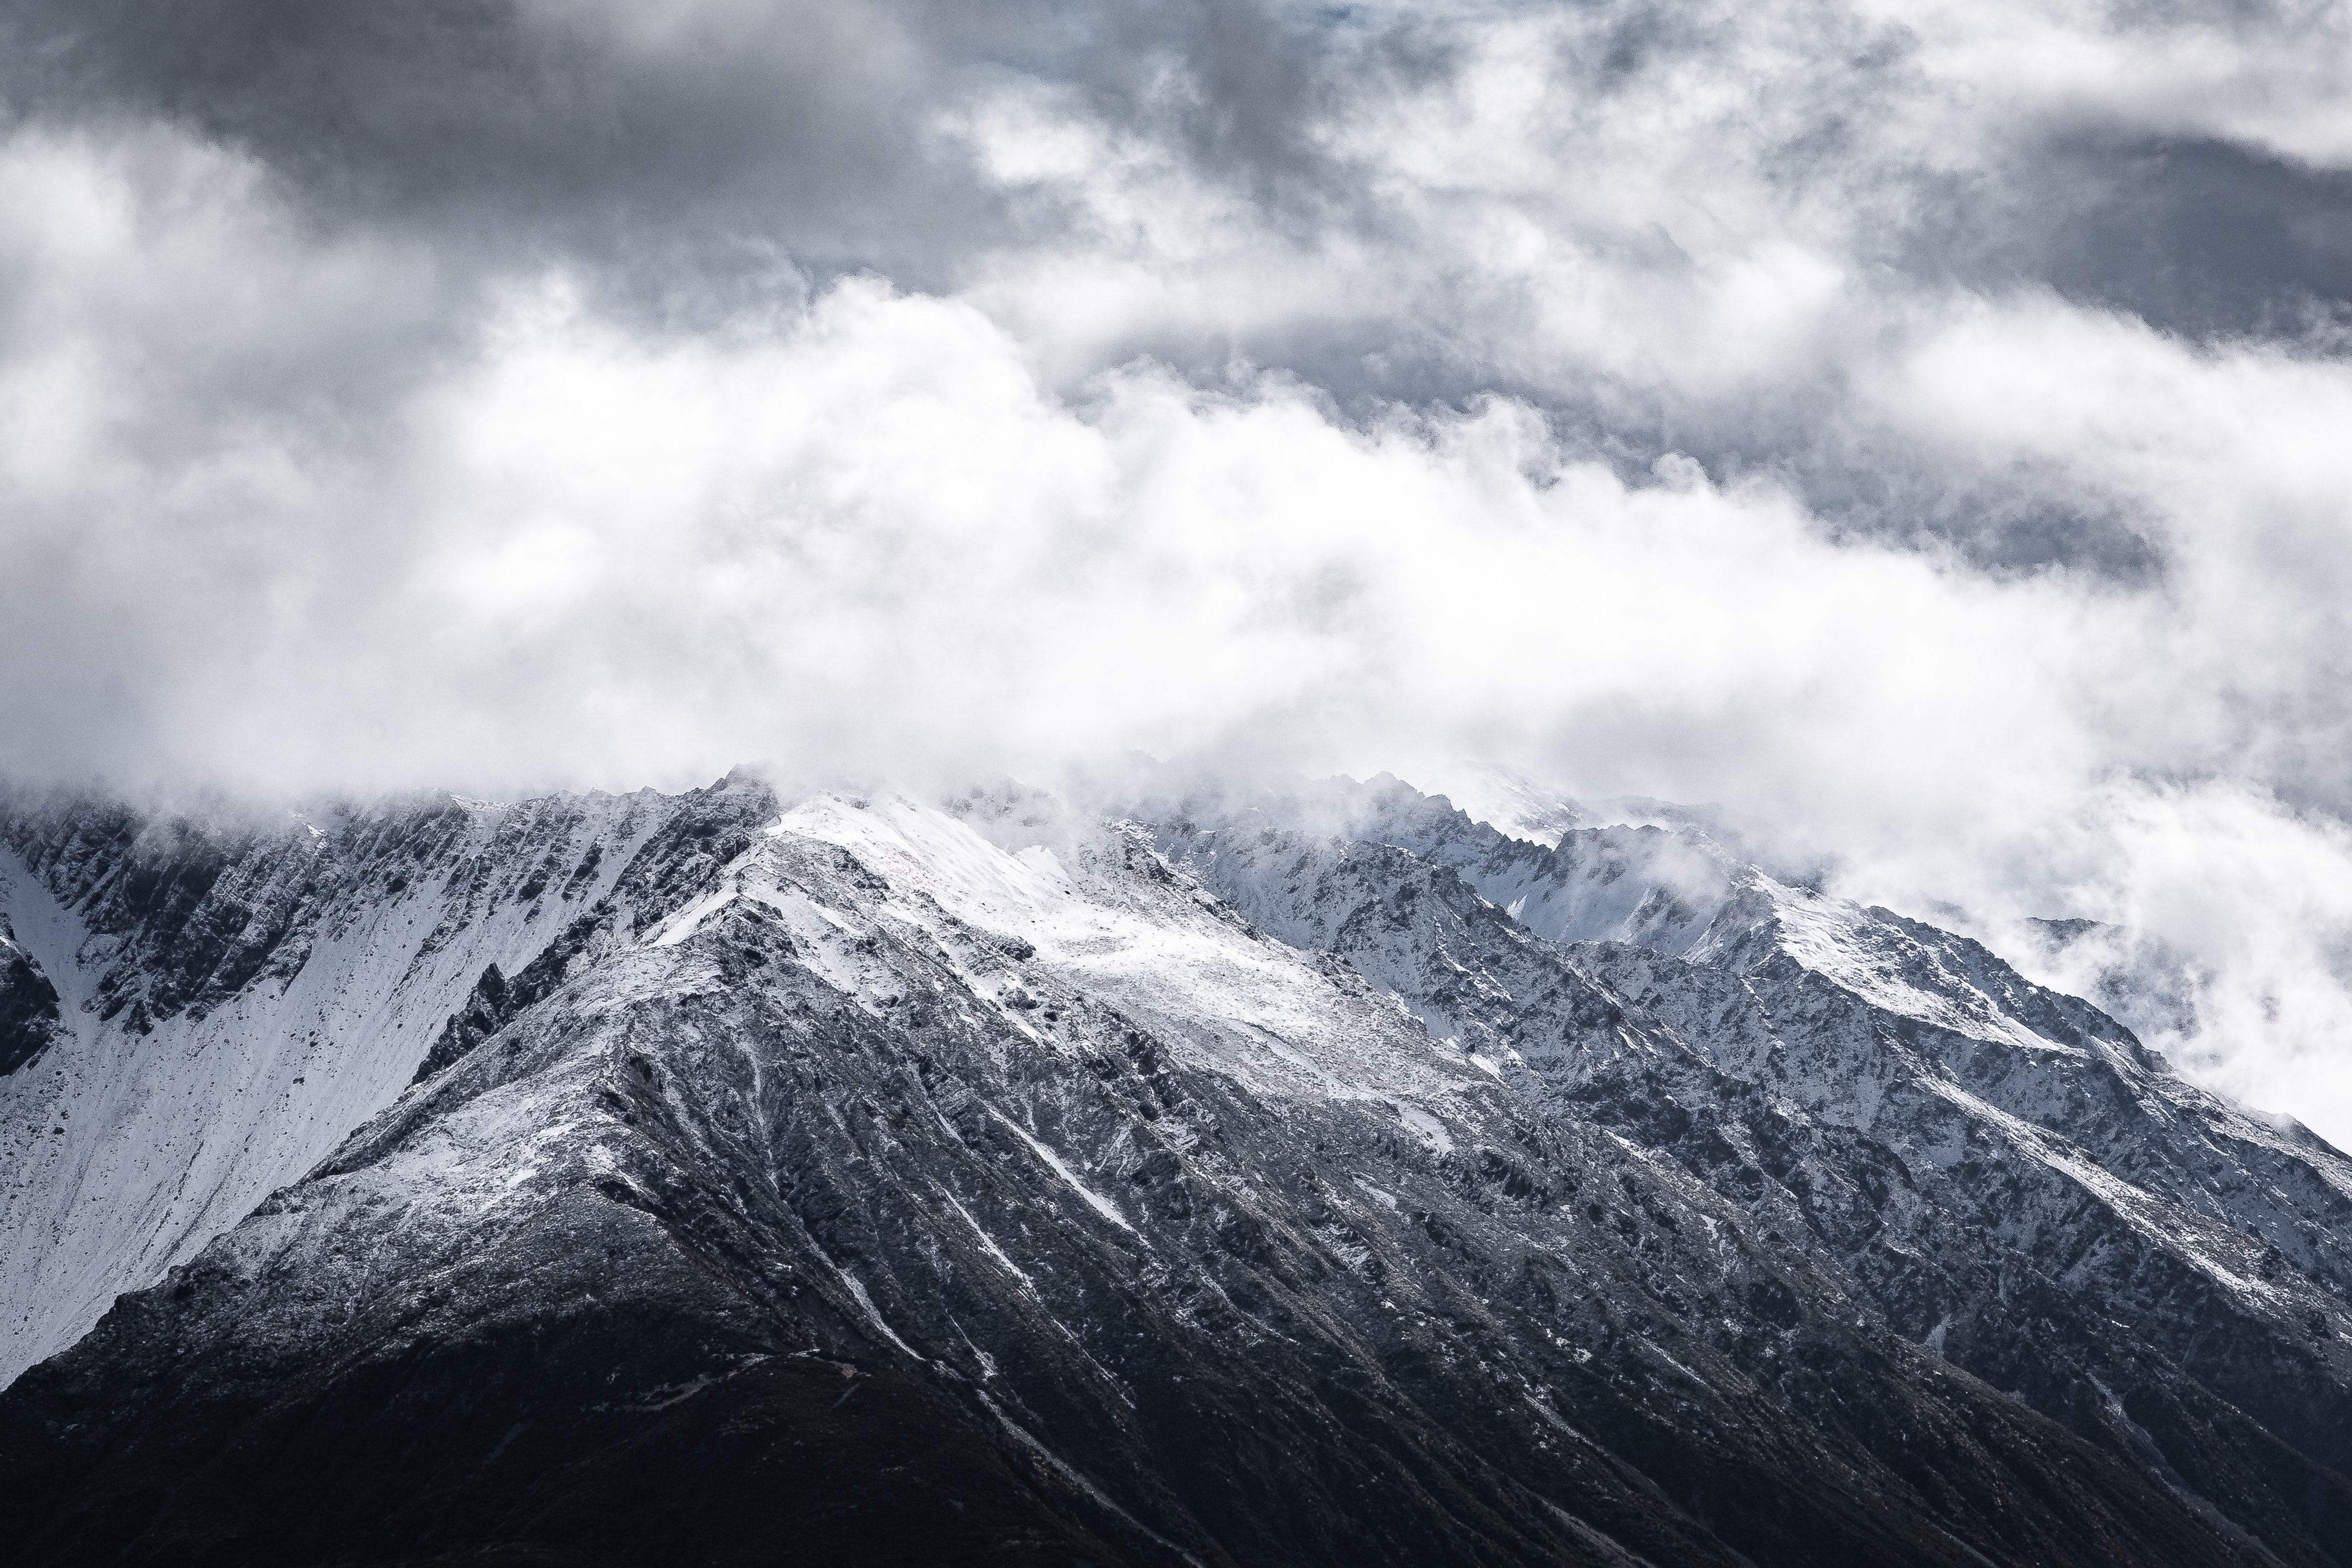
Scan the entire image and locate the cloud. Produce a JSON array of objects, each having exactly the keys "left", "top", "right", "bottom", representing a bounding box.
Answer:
[
  {"left": 2, "top": 1, "right": 964, "bottom": 253},
  {"left": 1870, "top": 0, "right": 2352, "bottom": 171},
  {"left": 3, "top": 2, "right": 2352, "bottom": 1140}
]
